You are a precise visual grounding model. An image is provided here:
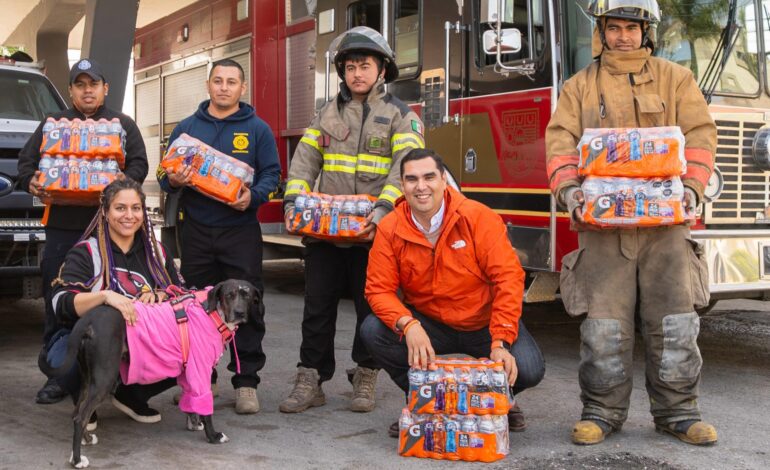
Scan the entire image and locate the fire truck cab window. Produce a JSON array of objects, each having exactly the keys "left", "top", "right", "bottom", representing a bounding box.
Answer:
[
  {"left": 347, "top": 0, "right": 381, "bottom": 30},
  {"left": 394, "top": 0, "right": 421, "bottom": 77},
  {"left": 475, "top": 0, "right": 544, "bottom": 67}
]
